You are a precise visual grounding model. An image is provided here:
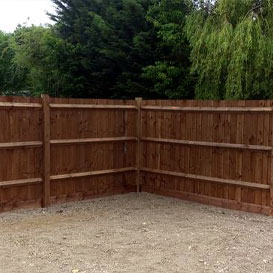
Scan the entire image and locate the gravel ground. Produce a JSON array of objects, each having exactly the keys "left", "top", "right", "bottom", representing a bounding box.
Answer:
[{"left": 0, "top": 193, "right": 273, "bottom": 273}]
